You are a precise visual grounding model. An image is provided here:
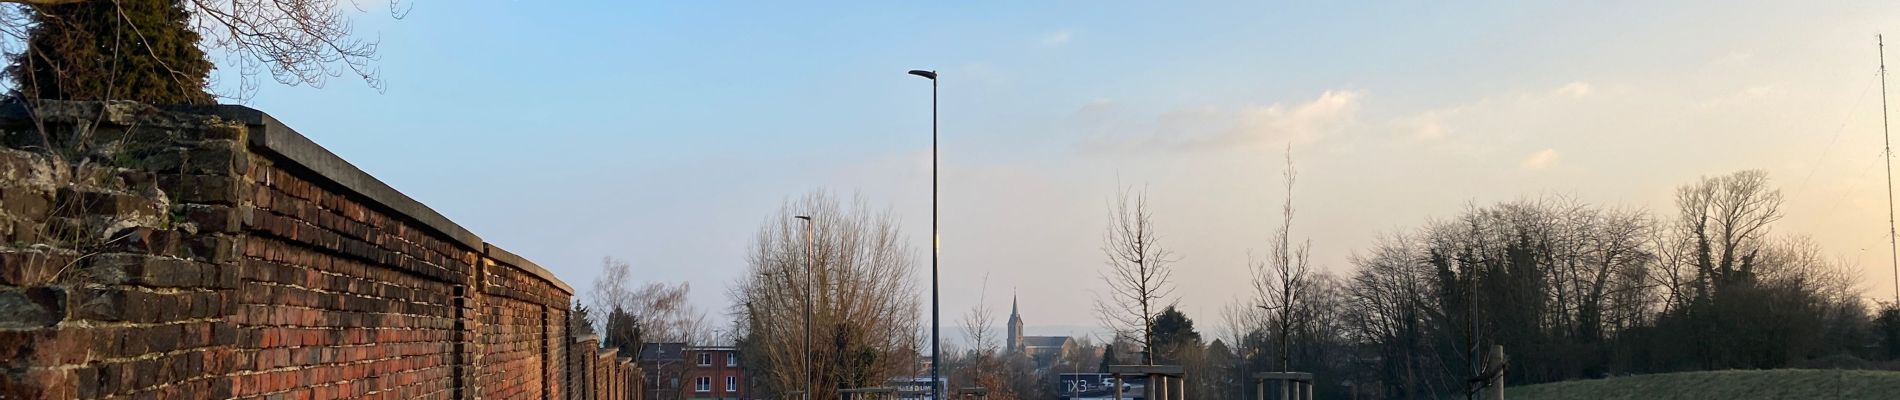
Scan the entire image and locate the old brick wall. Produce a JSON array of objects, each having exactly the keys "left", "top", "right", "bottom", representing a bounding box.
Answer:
[
  {"left": 235, "top": 158, "right": 471, "bottom": 399},
  {"left": 475, "top": 249, "right": 571, "bottom": 400},
  {"left": 0, "top": 102, "right": 642, "bottom": 400},
  {"left": 569, "top": 336, "right": 598, "bottom": 400}
]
